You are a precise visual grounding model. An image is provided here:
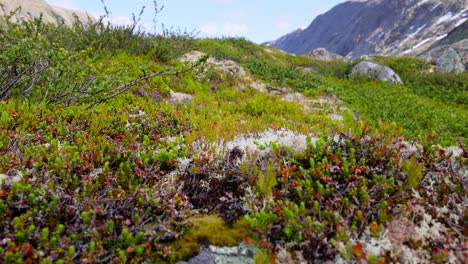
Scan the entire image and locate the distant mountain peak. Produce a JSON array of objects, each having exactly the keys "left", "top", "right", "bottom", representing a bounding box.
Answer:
[{"left": 268, "top": 0, "right": 467, "bottom": 59}]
